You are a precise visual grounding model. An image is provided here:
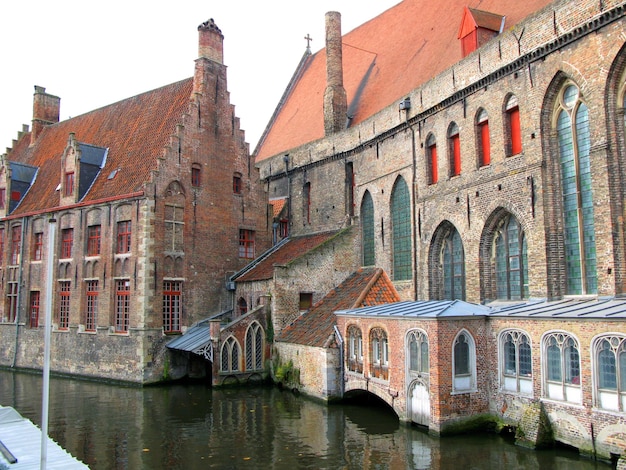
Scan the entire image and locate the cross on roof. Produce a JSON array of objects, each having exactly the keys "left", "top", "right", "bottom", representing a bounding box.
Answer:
[{"left": 304, "top": 33, "right": 313, "bottom": 51}]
